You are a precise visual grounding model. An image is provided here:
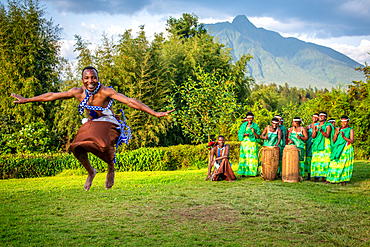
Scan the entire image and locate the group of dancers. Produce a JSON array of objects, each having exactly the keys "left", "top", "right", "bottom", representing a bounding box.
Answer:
[
  {"left": 236, "top": 112, "right": 354, "bottom": 185},
  {"left": 207, "top": 111, "right": 355, "bottom": 185}
]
